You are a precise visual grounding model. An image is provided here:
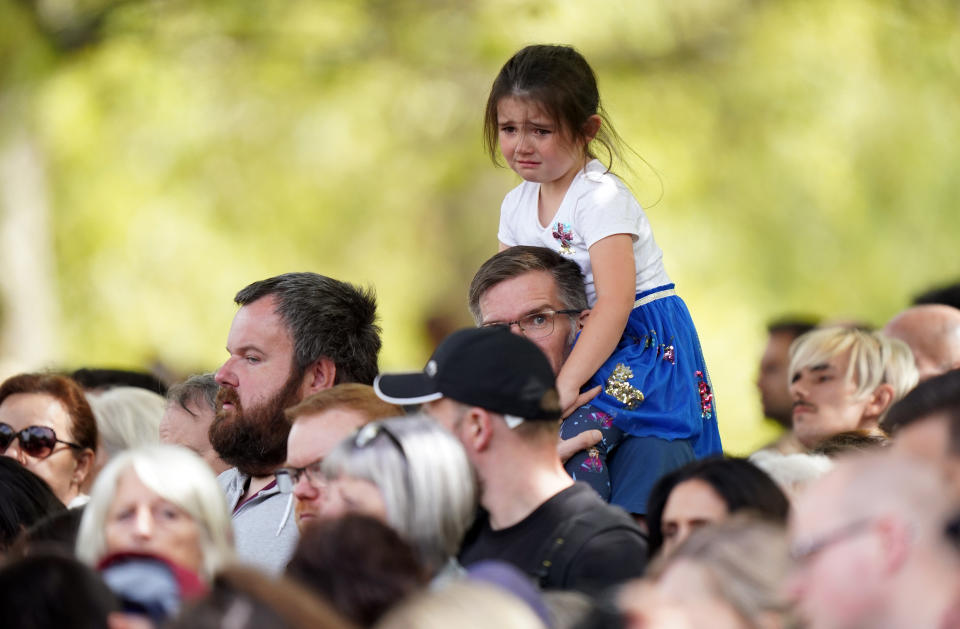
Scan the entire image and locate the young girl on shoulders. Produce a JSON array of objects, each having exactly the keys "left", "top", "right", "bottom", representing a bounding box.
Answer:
[{"left": 483, "top": 44, "right": 722, "bottom": 512}]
